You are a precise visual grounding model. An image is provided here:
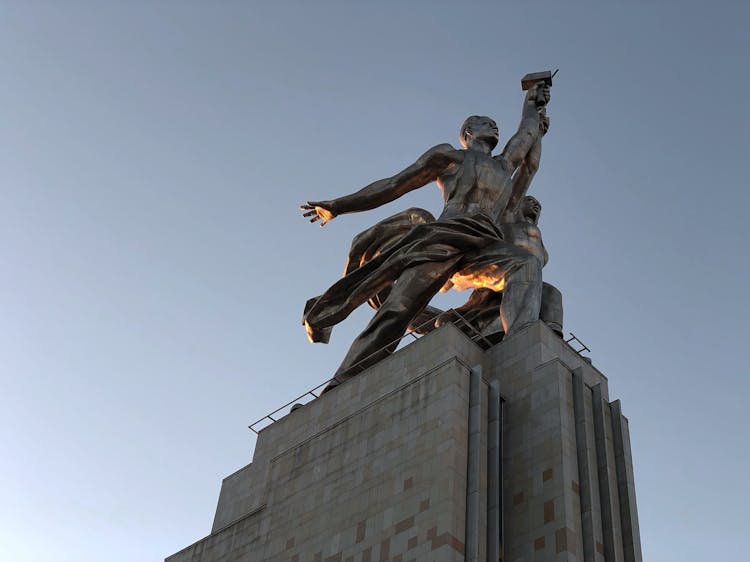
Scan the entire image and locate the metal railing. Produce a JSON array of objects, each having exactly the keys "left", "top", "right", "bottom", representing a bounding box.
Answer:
[
  {"left": 565, "top": 331, "right": 591, "bottom": 354},
  {"left": 248, "top": 309, "right": 491, "bottom": 434},
  {"left": 248, "top": 317, "right": 592, "bottom": 434},
  {"left": 247, "top": 381, "right": 330, "bottom": 434}
]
